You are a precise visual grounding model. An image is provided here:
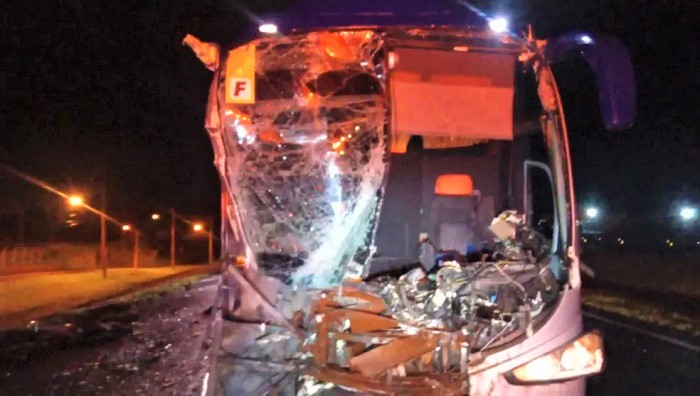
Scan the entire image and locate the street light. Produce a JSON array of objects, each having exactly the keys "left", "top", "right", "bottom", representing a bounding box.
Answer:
[
  {"left": 193, "top": 222, "right": 213, "bottom": 265},
  {"left": 68, "top": 195, "right": 84, "bottom": 207},
  {"left": 151, "top": 213, "right": 161, "bottom": 221},
  {"left": 585, "top": 207, "right": 599, "bottom": 219},
  {"left": 66, "top": 193, "right": 108, "bottom": 278},
  {"left": 120, "top": 224, "right": 140, "bottom": 270},
  {"left": 680, "top": 207, "right": 697, "bottom": 221}
]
